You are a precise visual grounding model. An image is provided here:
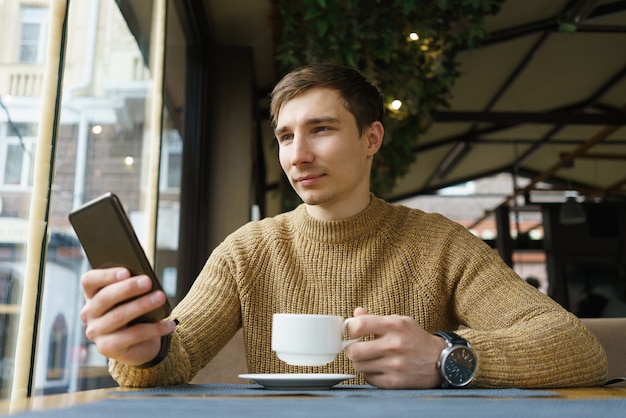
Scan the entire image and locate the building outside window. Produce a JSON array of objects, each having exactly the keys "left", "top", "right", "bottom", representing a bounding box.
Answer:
[{"left": 19, "top": 7, "right": 49, "bottom": 64}]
